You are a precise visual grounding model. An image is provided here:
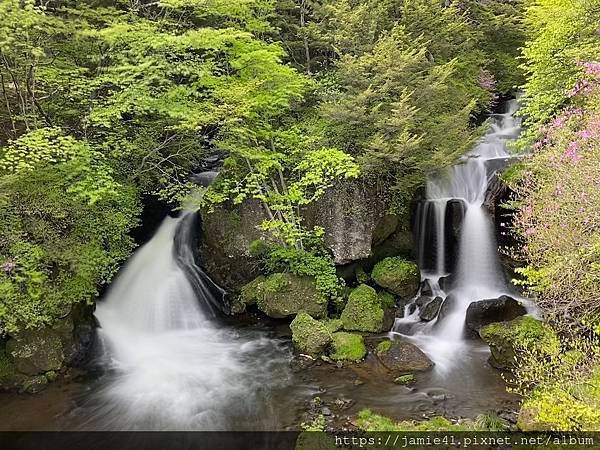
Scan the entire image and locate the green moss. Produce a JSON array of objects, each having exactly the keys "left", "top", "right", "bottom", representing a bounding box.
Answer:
[
  {"left": 240, "top": 273, "right": 327, "bottom": 319},
  {"left": 340, "top": 284, "right": 384, "bottom": 332},
  {"left": 329, "top": 332, "right": 367, "bottom": 361},
  {"left": 355, "top": 266, "right": 370, "bottom": 284},
  {"left": 518, "top": 366, "right": 600, "bottom": 431},
  {"left": 376, "top": 340, "right": 392, "bottom": 354},
  {"left": 394, "top": 374, "right": 415, "bottom": 385},
  {"left": 480, "top": 316, "right": 560, "bottom": 369},
  {"left": 356, "top": 409, "right": 508, "bottom": 431},
  {"left": 377, "top": 291, "right": 396, "bottom": 309},
  {"left": 239, "top": 276, "right": 266, "bottom": 306},
  {"left": 371, "top": 257, "right": 420, "bottom": 297},
  {"left": 290, "top": 312, "right": 332, "bottom": 357},
  {"left": 323, "top": 319, "right": 343, "bottom": 333}
]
